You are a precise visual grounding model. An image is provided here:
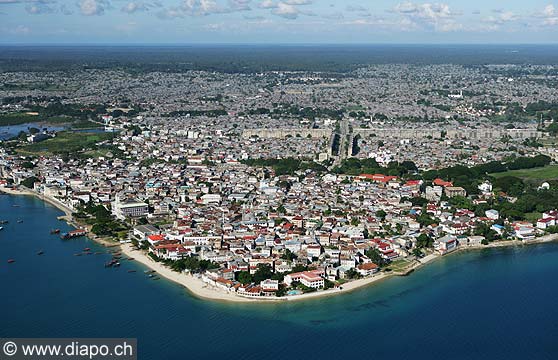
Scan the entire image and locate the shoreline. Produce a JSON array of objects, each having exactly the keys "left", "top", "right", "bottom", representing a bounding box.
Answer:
[
  {"left": 120, "top": 243, "right": 399, "bottom": 303},
  {"left": 3, "top": 186, "right": 558, "bottom": 304}
]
